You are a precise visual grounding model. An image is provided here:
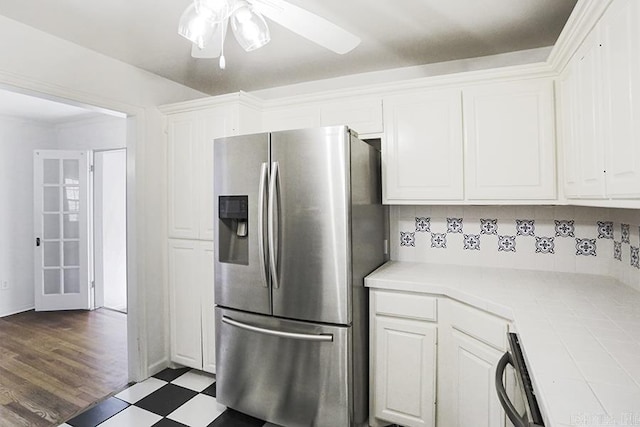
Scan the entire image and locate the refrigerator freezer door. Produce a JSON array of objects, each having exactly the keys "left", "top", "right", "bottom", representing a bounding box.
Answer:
[
  {"left": 215, "top": 307, "right": 352, "bottom": 427},
  {"left": 269, "top": 126, "right": 351, "bottom": 324},
  {"left": 214, "top": 133, "right": 271, "bottom": 315}
]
